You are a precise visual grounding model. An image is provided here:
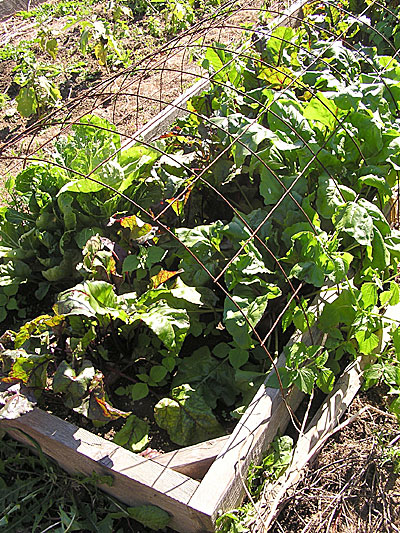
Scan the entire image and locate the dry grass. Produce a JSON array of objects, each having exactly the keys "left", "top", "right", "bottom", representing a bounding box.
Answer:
[{"left": 266, "top": 391, "right": 400, "bottom": 533}]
